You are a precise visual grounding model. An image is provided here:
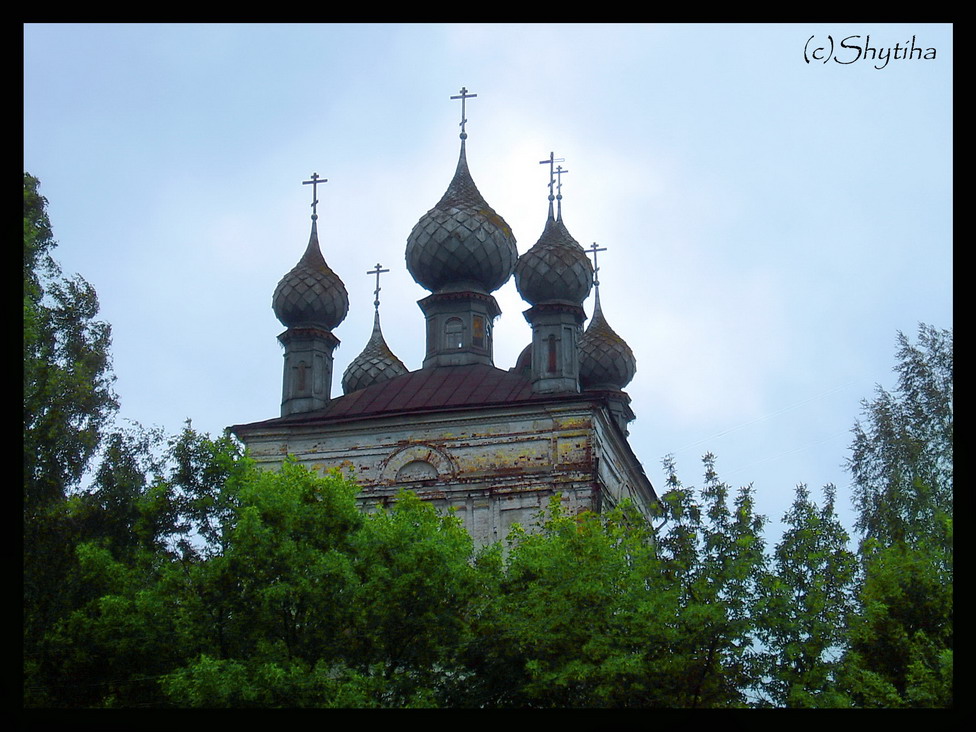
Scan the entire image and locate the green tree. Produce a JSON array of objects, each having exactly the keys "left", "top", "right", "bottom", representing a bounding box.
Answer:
[
  {"left": 840, "top": 324, "right": 953, "bottom": 708},
  {"left": 24, "top": 173, "right": 118, "bottom": 515},
  {"left": 458, "top": 455, "right": 769, "bottom": 709},
  {"left": 158, "top": 456, "right": 370, "bottom": 706},
  {"left": 756, "top": 484, "right": 857, "bottom": 707},
  {"left": 165, "top": 421, "right": 246, "bottom": 558},
  {"left": 848, "top": 324, "right": 952, "bottom": 548},
  {"left": 841, "top": 533, "right": 952, "bottom": 707},
  {"left": 71, "top": 423, "right": 175, "bottom": 559},
  {"left": 163, "top": 464, "right": 485, "bottom": 708},
  {"left": 344, "top": 490, "right": 483, "bottom": 705},
  {"left": 26, "top": 423, "right": 216, "bottom": 708},
  {"left": 655, "top": 454, "right": 768, "bottom": 707},
  {"left": 458, "top": 497, "right": 676, "bottom": 708},
  {"left": 44, "top": 428, "right": 492, "bottom": 708},
  {"left": 24, "top": 173, "right": 120, "bottom": 706}
]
